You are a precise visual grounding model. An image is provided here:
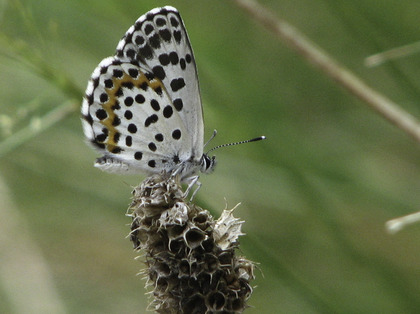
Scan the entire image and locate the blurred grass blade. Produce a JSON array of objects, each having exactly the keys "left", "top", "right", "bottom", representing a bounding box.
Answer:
[
  {"left": 0, "top": 32, "right": 82, "bottom": 99},
  {"left": 0, "top": 101, "right": 76, "bottom": 158},
  {"left": 386, "top": 211, "right": 420, "bottom": 234},
  {"left": 365, "top": 41, "right": 420, "bottom": 67},
  {"left": 0, "top": 176, "right": 66, "bottom": 313},
  {"left": 232, "top": 0, "right": 420, "bottom": 145}
]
